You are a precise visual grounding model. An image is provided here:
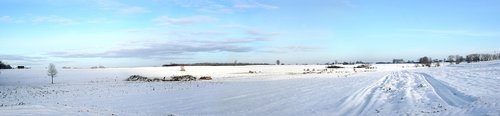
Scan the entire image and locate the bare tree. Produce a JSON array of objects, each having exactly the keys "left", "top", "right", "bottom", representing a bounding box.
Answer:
[
  {"left": 419, "top": 56, "right": 432, "bottom": 67},
  {"left": 447, "top": 55, "right": 455, "bottom": 64},
  {"left": 180, "top": 65, "right": 186, "bottom": 71},
  {"left": 455, "top": 55, "right": 464, "bottom": 64},
  {"left": 47, "top": 63, "right": 58, "bottom": 84}
]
